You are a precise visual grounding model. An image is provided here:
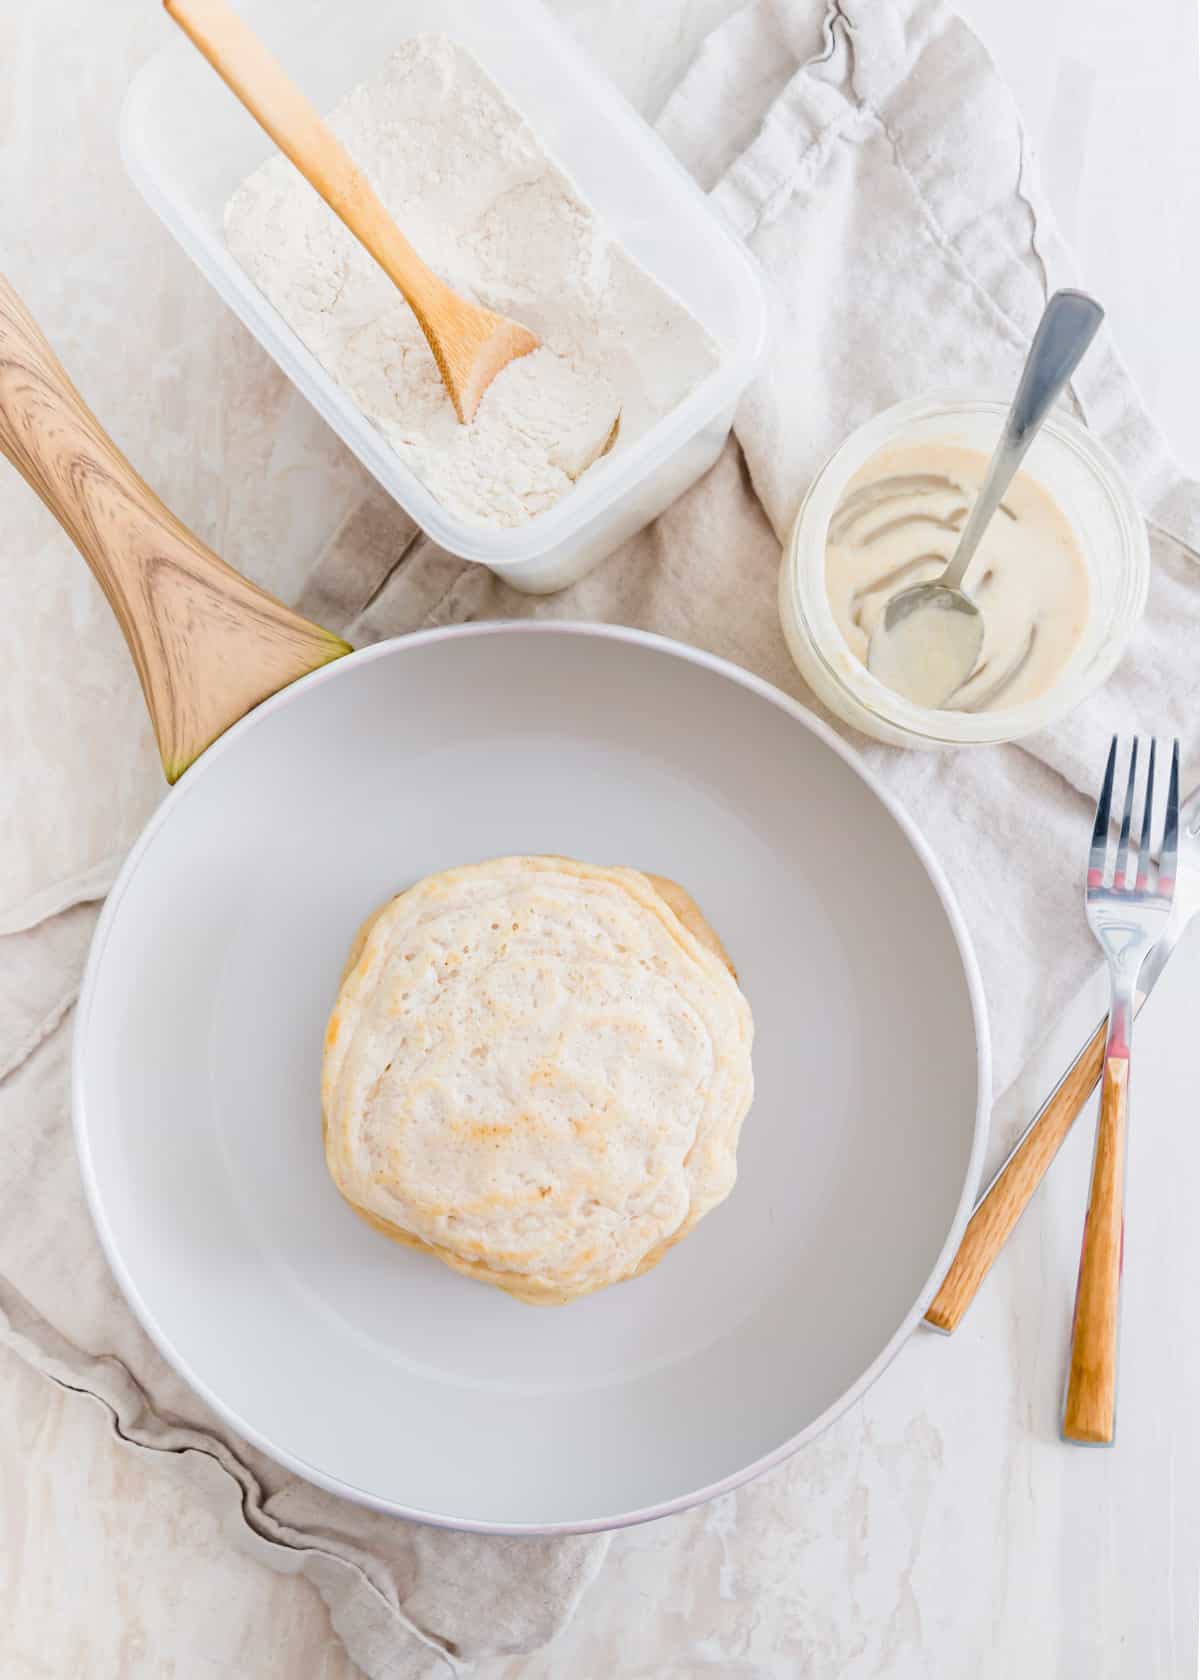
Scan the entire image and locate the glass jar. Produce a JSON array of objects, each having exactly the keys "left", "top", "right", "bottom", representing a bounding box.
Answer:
[{"left": 778, "top": 396, "right": 1150, "bottom": 747}]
